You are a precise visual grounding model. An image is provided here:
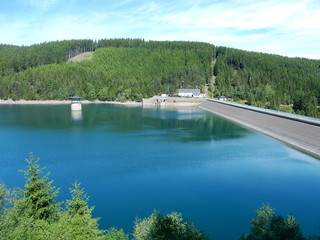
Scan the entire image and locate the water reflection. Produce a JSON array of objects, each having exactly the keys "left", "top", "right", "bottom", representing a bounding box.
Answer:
[
  {"left": 71, "top": 110, "right": 83, "bottom": 121},
  {"left": 142, "top": 106, "right": 204, "bottom": 120},
  {"left": 2, "top": 103, "right": 320, "bottom": 240},
  {"left": 0, "top": 104, "right": 248, "bottom": 142}
]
